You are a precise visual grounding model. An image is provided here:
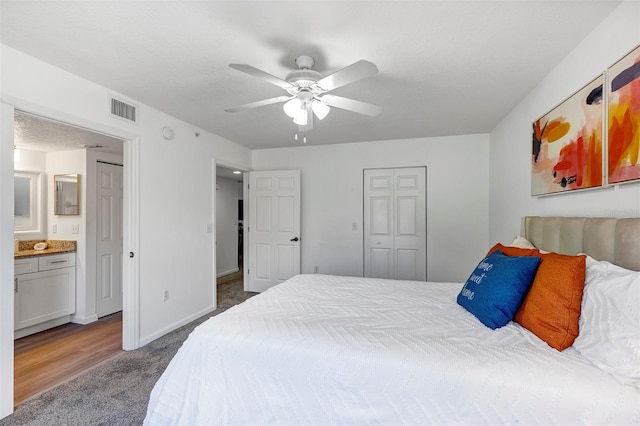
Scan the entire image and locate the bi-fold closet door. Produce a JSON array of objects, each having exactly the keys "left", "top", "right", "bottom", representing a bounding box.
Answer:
[{"left": 363, "top": 167, "right": 426, "bottom": 281}]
